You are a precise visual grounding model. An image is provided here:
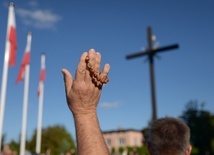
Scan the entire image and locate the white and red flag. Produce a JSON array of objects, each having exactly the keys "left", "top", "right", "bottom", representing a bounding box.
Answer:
[
  {"left": 7, "top": 2, "right": 17, "bottom": 67},
  {"left": 16, "top": 32, "right": 32, "bottom": 83},
  {"left": 0, "top": 3, "right": 17, "bottom": 152},
  {"left": 18, "top": 32, "right": 32, "bottom": 155}
]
